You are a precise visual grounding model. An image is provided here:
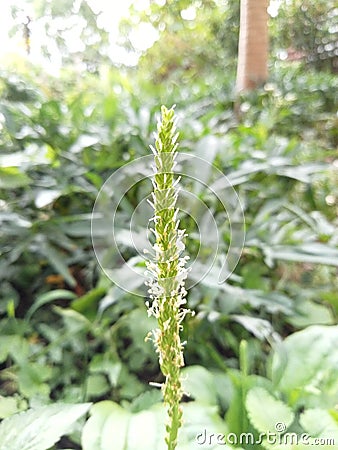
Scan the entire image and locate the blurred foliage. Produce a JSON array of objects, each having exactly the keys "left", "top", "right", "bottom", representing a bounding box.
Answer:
[
  {"left": 10, "top": 0, "right": 110, "bottom": 71},
  {"left": 11, "top": 0, "right": 337, "bottom": 76},
  {"left": 274, "top": 0, "right": 338, "bottom": 72},
  {"left": 0, "top": 0, "right": 338, "bottom": 448},
  {"left": 118, "top": 0, "right": 338, "bottom": 86},
  {"left": 119, "top": 0, "right": 239, "bottom": 83}
]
